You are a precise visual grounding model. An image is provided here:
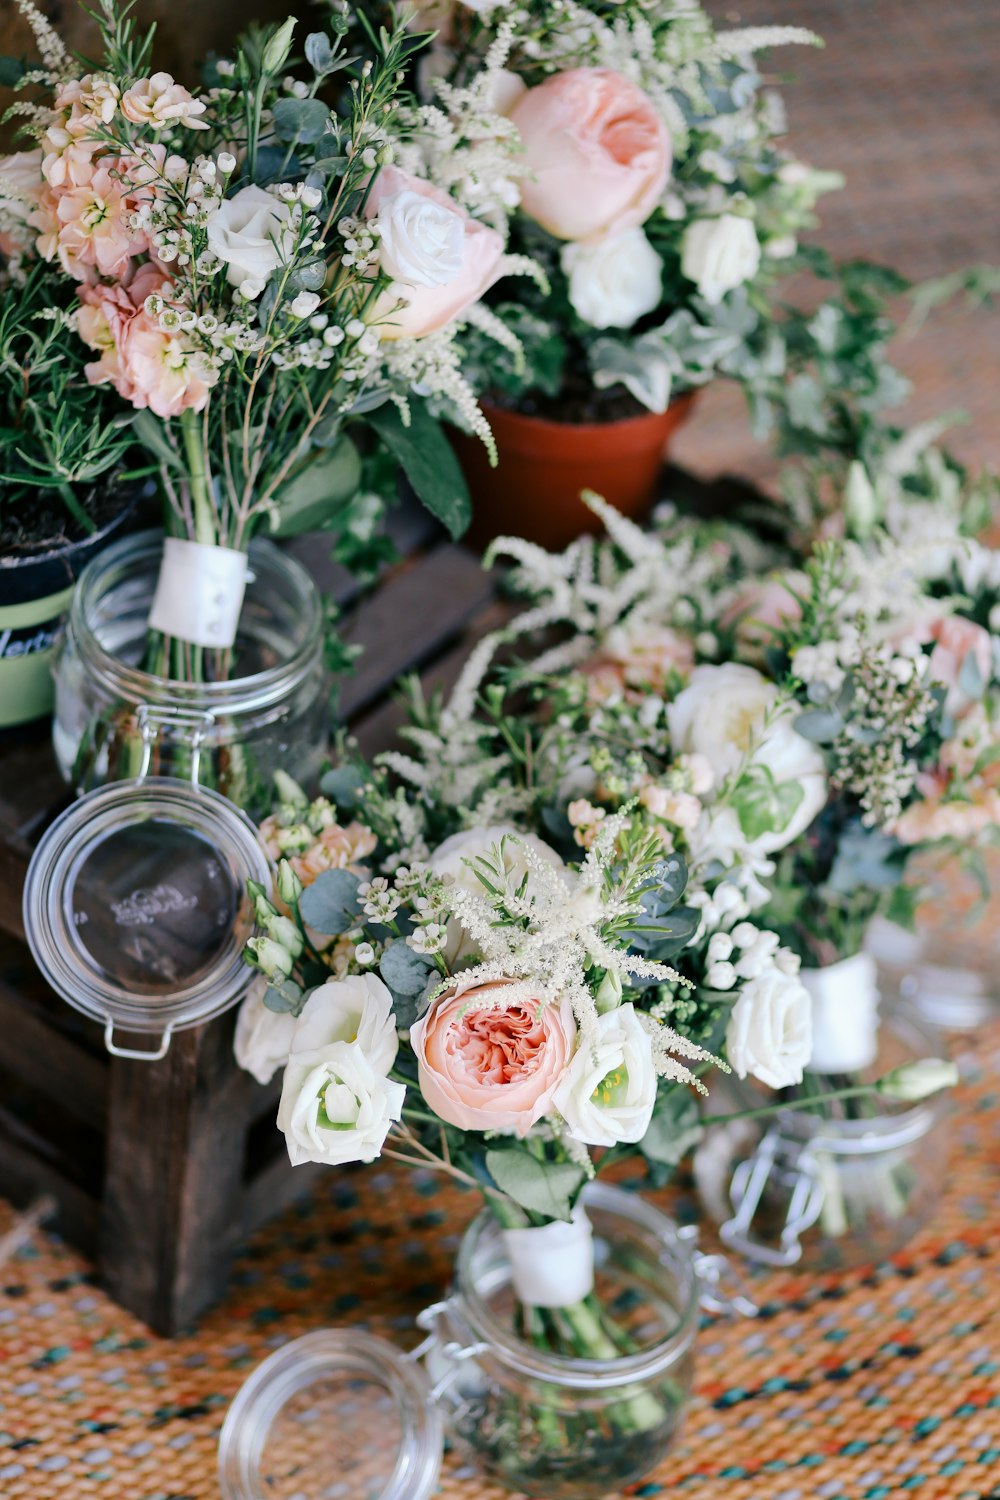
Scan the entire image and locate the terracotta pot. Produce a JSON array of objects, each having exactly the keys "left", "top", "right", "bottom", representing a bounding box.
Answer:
[{"left": 453, "top": 391, "right": 696, "bottom": 553}]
